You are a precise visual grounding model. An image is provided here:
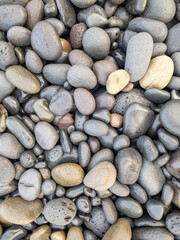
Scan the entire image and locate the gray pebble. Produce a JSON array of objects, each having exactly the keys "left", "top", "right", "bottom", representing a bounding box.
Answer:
[
  {"left": 96, "top": 93, "right": 115, "bottom": 111},
  {"left": 70, "top": 0, "right": 96, "bottom": 8},
  {"left": 56, "top": 51, "right": 69, "bottom": 64},
  {"left": 146, "top": 199, "right": 164, "bottom": 221},
  {"left": 45, "top": 18, "right": 65, "bottom": 36},
  {"left": 121, "top": 29, "right": 137, "bottom": 51},
  {"left": 14, "top": 161, "right": 25, "bottom": 180},
  {"left": 84, "top": 187, "right": 96, "bottom": 198},
  {"left": 44, "top": 0, "right": 58, "bottom": 18},
  {"left": 166, "top": 23, "right": 180, "bottom": 55},
  {"left": 56, "top": 185, "right": 65, "bottom": 197},
  {"left": 104, "top": 0, "right": 118, "bottom": 18},
  {"left": 171, "top": 52, "right": 180, "bottom": 77},
  {"left": 1, "top": 225, "right": 27, "bottom": 240},
  {"left": 44, "top": 198, "right": 77, "bottom": 225},
  {"left": 0, "top": 156, "right": 15, "bottom": 185},
  {"left": 86, "top": 13, "right": 108, "bottom": 28},
  {"left": 102, "top": 198, "right": 117, "bottom": 224},
  {"left": 66, "top": 184, "right": 84, "bottom": 199},
  {"left": 0, "top": 71, "right": 15, "bottom": 103},
  {"left": 35, "top": 215, "right": 48, "bottom": 225},
  {"left": 70, "top": 131, "right": 87, "bottom": 145},
  {"left": 33, "top": 143, "right": 43, "bottom": 156},
  {"left": 45, "top": 145, "right": 63, "bottom": 164},
  {"left": 84, "top": 230, "right": 98, "bottom": 240},
  {"left": 88, "top": 137, "right": 100, "bottom": 154},
  {"left": 0, "top": 180, "right": 17, "bottom": 196},
  {"left": 144, "top": 88, "right": 170, "bottom": 104},
  {"left": 154, "top": 140, "right": 167, "bottom": 154},
  {"left": 41, "top": 179, "right": 56, "bottom": 196},
  {"left": 0, "top": 41, "right": 17, "bottom": 71},
  {"left": 31, "top": 21, "right": 62, "bottom": 61},
  {"left": 113, "top": 134, "right": 130, "bottom": 151},
  {"left": 168, "top": 76, "right": 180, "bottom": 91},
  {"left": 98, "top": 126, "right": 118, "bottom": 149},
  {"left": 2, "top": 96, "right": 20, "bottom": 115},
  {"left": 110, "top": 180, "right": 130, "bottom": 197},
  {"left": 25, "top": 49, "right": 43, "bottom": 74},
  {"left": 40, "top": 86, "right": 60, "bottom": 102},
  {"left": 78, "top": 141, "right": 91, "bottom": 168},
  {"left": 166, "top": 150, "right": 180, "bottom": 178},
  {"left": 161, "top": 184, "right": 174, "bottom": 206},
  {"left": 171, "top": 89, "right": 180, "bottom": 100},
  {"left": 114, "top": 6, "right": 132, "bottom": 28},
  {"left": 71, "top": 216, "right": 83, "bottom": 226},
  {"left": 7, "top": 26, "right": 31, "bottom": 47},
  {"left": 154, "top": 154, "right": 170, "bottom": 167},
  {"left": 76, "top": 195, "right": 91, "bottom": 213},
  {"left": 18, "top": 168, "right": 42, "bottom": 201},
  {"left": 134, "top": 215, "right": 165, "bottom": 227},
  {"left": 20, "top": 150, "right": 37, "bottom": 168},
  {"left": 157, "top": 128, "right": 179, "bottom": 151},
  {"left": 15, "top": 89, "right": 31, "bottom": 104},
  {"left": 152, "top": 43, "right": 167, "bottom": 58},
  {"left": 69, "top": 50, "right": 93, "bottom": 69},
  {"left": 125, "top": 0, "right": 147, "bottom": 15},
  {"left": 84, "top": 119, "right": 109, "bottom": 137},
  {"left": 59, "top": 130, "right": 72, "bottom": 154},
  {"left": 75, "top": 111, "right": 89, "bottom": 131},
  {"left": 92, "top": 109, "right": 110, "bottom": 123},
  {"left": 165, "top": 213, "right": 180, "bottom": 236},
  {"left": 130, "top": 183, "right": 148, "bottom": 204},
  {"left": 91, "top": 196, "right": 101, "bottom": 207}
]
